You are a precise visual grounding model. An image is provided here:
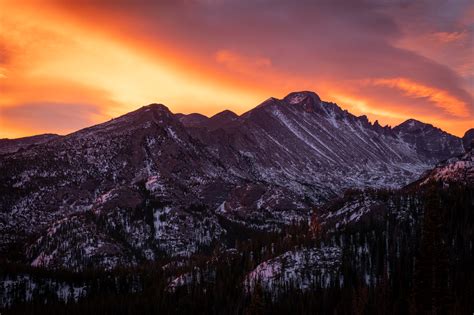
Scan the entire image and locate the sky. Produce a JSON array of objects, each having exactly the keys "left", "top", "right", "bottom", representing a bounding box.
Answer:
[{"left": 0, "top": 0, "right": 473, "bottom": 138}]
